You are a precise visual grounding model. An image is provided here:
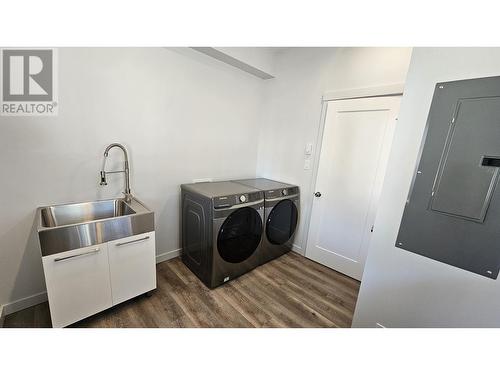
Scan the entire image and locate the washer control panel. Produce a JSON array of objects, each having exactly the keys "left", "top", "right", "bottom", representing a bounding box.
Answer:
[{"left": 213, "top": 191, "right": 263, "bottom": 209}]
